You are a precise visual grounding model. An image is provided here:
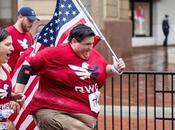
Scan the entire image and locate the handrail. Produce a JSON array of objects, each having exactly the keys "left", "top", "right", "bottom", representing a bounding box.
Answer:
[{"left": 123, "top": 71, "right": 175, "bottom": 74}]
